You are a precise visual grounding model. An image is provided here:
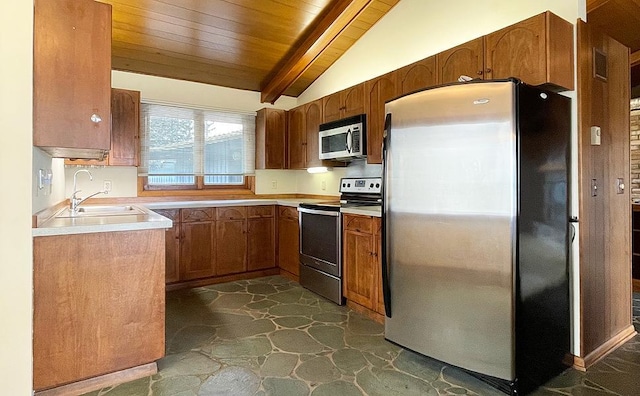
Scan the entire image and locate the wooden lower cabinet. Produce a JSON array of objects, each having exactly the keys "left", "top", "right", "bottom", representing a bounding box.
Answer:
[
  {"left": 181, "top": 221, "right": 216, "bottom": 280},
  {"left": 216, "top": 207, "right": 248, "bottom": 275},
  {"left": 33, "top": 230, "right": 165, "bottom": 391},
  {"left": 277, "top": 206, "right": 300, "bottom": 278},
  {"left": 248, "top": 205, "right": 276, "bottom": 271},
  {"left": 343, "top": 214, "right": 383, "bottom": 315},
  {"left": 153, "top": 209, "right": 180, "bottom": 283}
]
